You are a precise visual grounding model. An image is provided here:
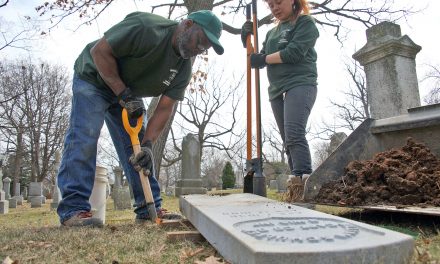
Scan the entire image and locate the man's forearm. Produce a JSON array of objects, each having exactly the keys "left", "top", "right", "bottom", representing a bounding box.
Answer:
[{"left": 91, "top": 38, "right": 126, "bottom": 96}]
